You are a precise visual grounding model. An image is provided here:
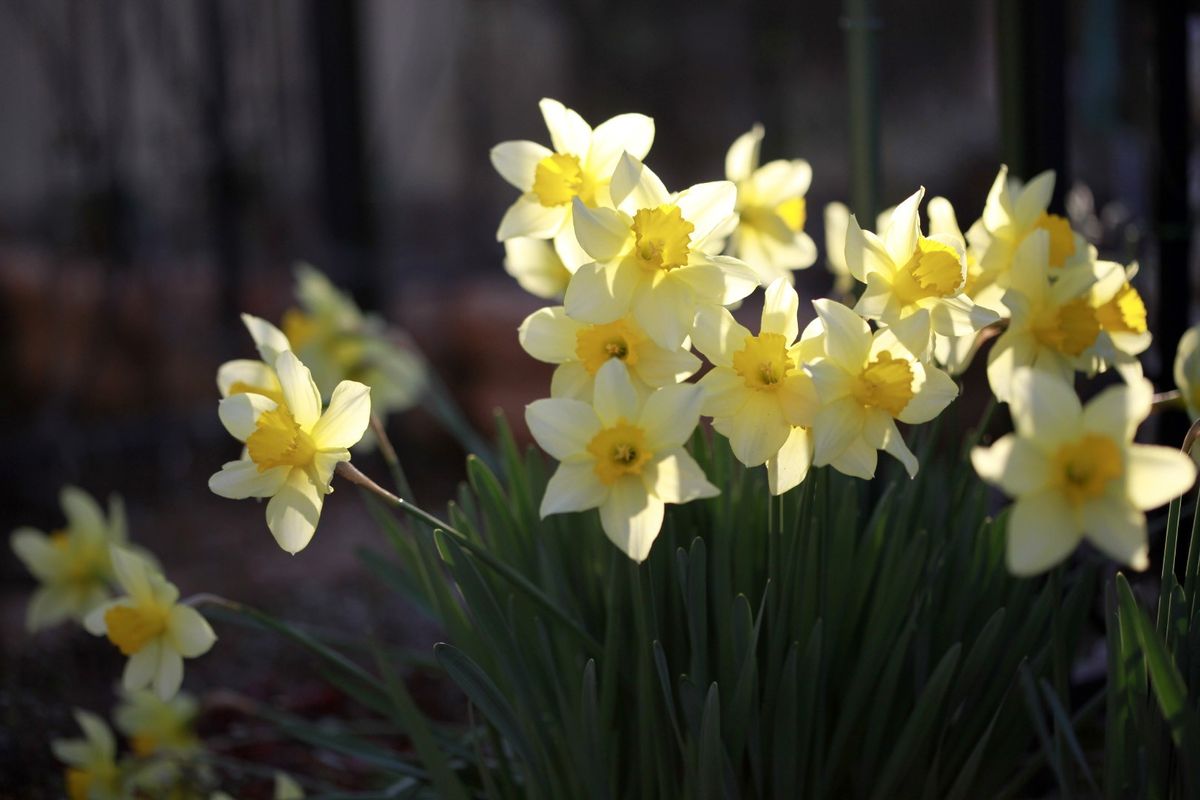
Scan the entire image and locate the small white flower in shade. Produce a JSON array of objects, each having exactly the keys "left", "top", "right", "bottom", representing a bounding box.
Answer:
[
  {"left": 972, "top": 369, "right": 1197, "bottom": 575},
  {"left": 722, "top": 124, "right": 817, "bottom": 284},
  {"left": 1175, "top": 324, "right": 1200, "bottom": 420},
  {"left": 504, "top": 237, "right": 573, "bottom": 299},
  {"left": 806, "top": 299, "right": 958, "bottom": 479},
  {"left": 986, "top": 230, "right": 1099, "bottom": 403},
  {"left": 564, "top": 153, "right": 759, "bottom": 349},
  {"left": 845, "top": 187, "right": 998, "bottom": 359},
  {"left": 693, "top": 278, "right": 819, "bottom": 473},
  {"left": 84, "top": 548, "right": 216, "bottom": 700},
  {"left": 490, "top": 98, "right": 655, "bottom": 268},
  {"left": 10, "top": 486, "right": 135, "bottom": 631},
  {"left": 518, "top": 306, "right": 700, "bottom": 402},
  {"left": 525, "top": 360, "right": 718, "bottom": 562},
  {"left": 1083, "top": 260, "right": 1151, "bottom": 383},
  {"left": 209, "top": 350, "right": 371, "bottom": 554},
  {"left": 52, "top": 710, "right": 124, "bottom": 800}
]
